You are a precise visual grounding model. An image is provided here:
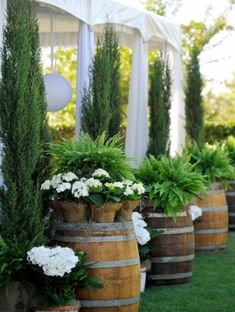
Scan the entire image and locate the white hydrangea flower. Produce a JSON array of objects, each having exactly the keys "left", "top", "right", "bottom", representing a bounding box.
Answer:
[
  {"left": 27, "top": 246, "right": 52, "bottom": 267},
  {"left": 113, "top": 182, "right": 124, "bottom": 189},
  {"left": 85, "top": 178, "right": 103, "bottom": 189},
  {"left": 27, "top": 246, "right": 79, "bottom": 277},
  {"left": 122, "top": 179, "right": 133, "bottom": 186},
  {"left": 131, "top": 183, "right": 145, "bottom": 195},
  {"left": 51, "top": 174, "right": 62, "bottom": 189},
  {"left": 41, "top": 180, "right": 51, "bottom": 190},
  {"left": 132, "top": 212, "right": 147, "bottom": 228},
  {"left": 56, "top": 182, "right": 71, "bottom": 193},
  {"left": 72, "top": 181, "right": 89, "bottom": 198},
  {"left": 189, "top": 205, "right": 202, "bottom": 221},
  {"left": 92, "top": 168, "right": 110, "bottom": 178},
  {"left": 124, "top": 185, "right": 134, "bottom": 196},
  {"left": 104, "top": 182, "right": 115, "bottom": 190},
  {"left": 62, "top": 172, "right": 78, "bottom": 182},
  {"left": 135, "top": 227, "right": 150, "bottom": 246},
  {"left": 132, "top": 212, "right": 150, "bottom": 245}
]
